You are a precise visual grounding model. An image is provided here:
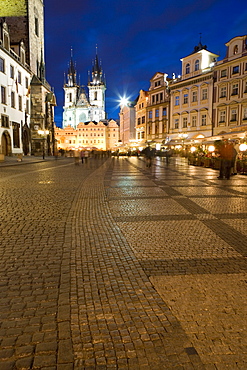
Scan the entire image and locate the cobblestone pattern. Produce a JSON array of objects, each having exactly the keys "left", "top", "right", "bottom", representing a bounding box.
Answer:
[
  {"left": 106, "top": 157, "right": 247, "bottom": 368},
  {"left": 70, "top": 160, "right": 203, "bottom": 369}
]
